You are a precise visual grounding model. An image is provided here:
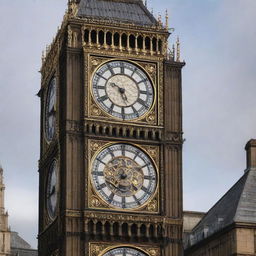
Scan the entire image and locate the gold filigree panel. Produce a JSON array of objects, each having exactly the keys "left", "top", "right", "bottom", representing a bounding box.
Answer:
[{"left": 87, "top": 139, "right": 160, "bottom": 214}]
